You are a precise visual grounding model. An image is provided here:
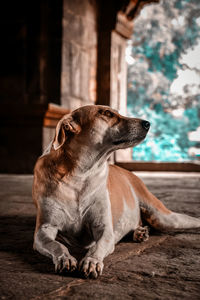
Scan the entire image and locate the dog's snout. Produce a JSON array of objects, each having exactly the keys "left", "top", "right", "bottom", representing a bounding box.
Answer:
[{"left": 141, "top": 120, "right": 150, "bottom": 131}]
